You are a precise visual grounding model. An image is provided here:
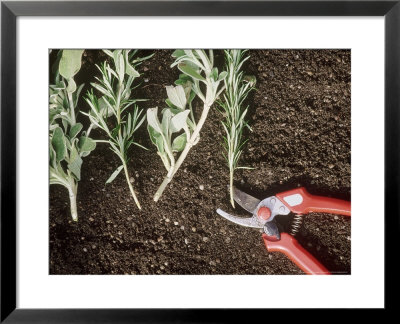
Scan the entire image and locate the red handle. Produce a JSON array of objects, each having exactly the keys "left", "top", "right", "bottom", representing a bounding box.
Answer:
[
  {"left": 262, "top": 233, "right": 331, "bottom": 275},
  {"left": 276, "top": 187, "right": 351, "bottom": 216}
]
